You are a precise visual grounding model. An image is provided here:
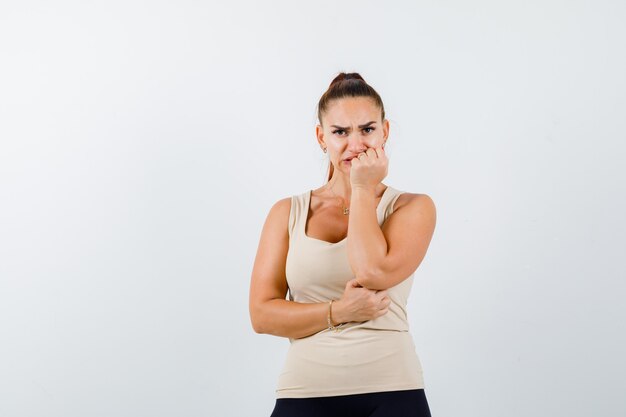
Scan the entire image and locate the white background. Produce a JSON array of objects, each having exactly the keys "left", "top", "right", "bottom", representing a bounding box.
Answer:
[{"left": 1, "top": 1, "right": 625, "bottom": 416}]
